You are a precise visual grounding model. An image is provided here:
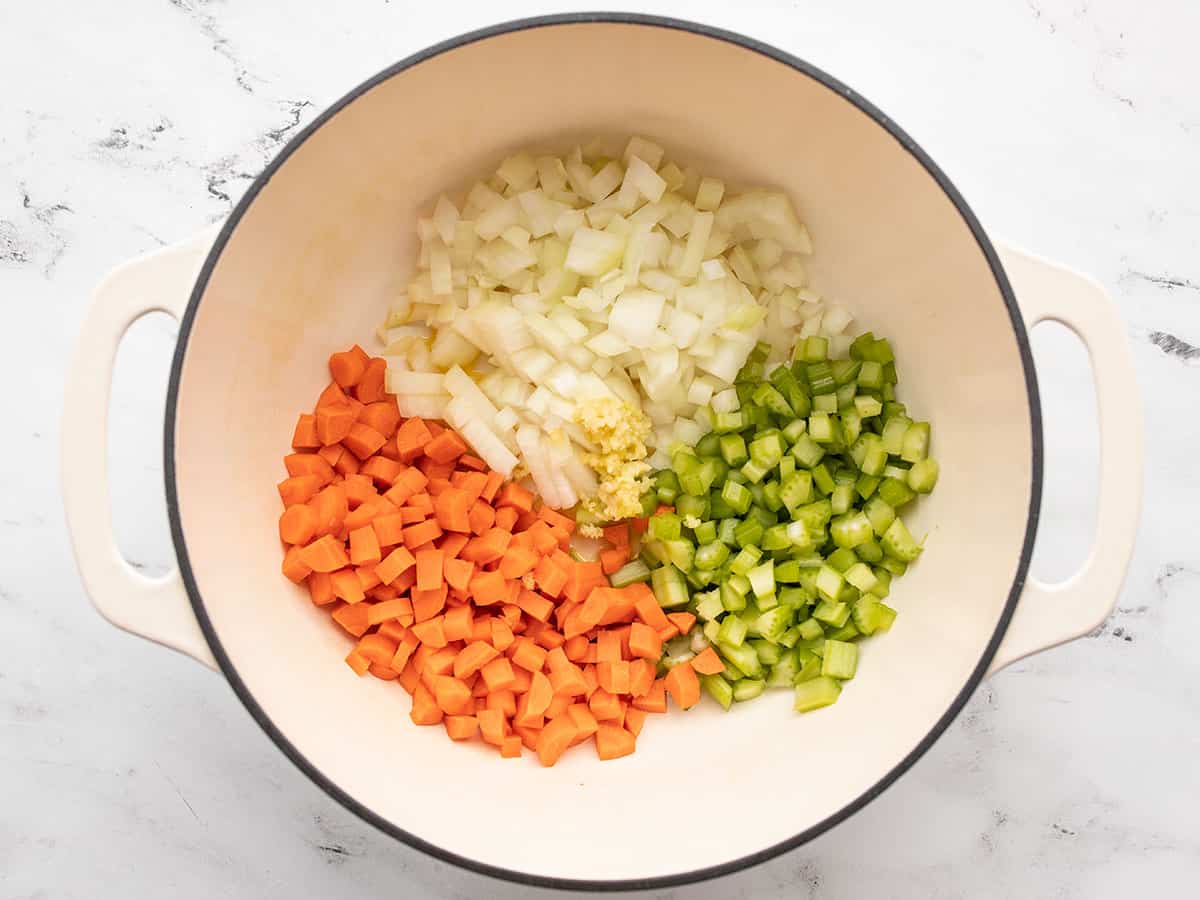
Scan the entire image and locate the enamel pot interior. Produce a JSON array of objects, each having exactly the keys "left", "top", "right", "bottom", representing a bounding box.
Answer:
[{"left": 168, "top": 16, "right": 1037, "bottom": 888}]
